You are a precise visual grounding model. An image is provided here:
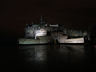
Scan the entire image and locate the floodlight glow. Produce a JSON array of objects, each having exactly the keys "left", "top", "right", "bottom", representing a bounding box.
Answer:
[
  {"left": 35, "top": 29, "right": 47, "bottom": 37},
  {"left": 58, "top": 38, "right": 84, "bottom": 43}
]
